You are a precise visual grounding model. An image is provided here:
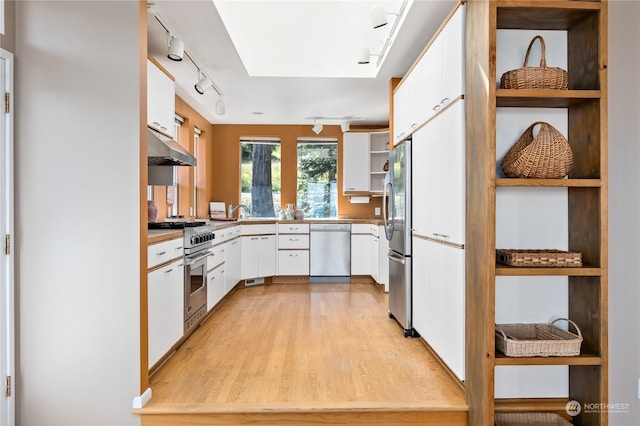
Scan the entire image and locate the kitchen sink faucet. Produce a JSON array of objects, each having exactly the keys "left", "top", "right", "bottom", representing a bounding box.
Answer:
[{"left": 228, "top": 203, "right": 243, "bottom": 218}]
